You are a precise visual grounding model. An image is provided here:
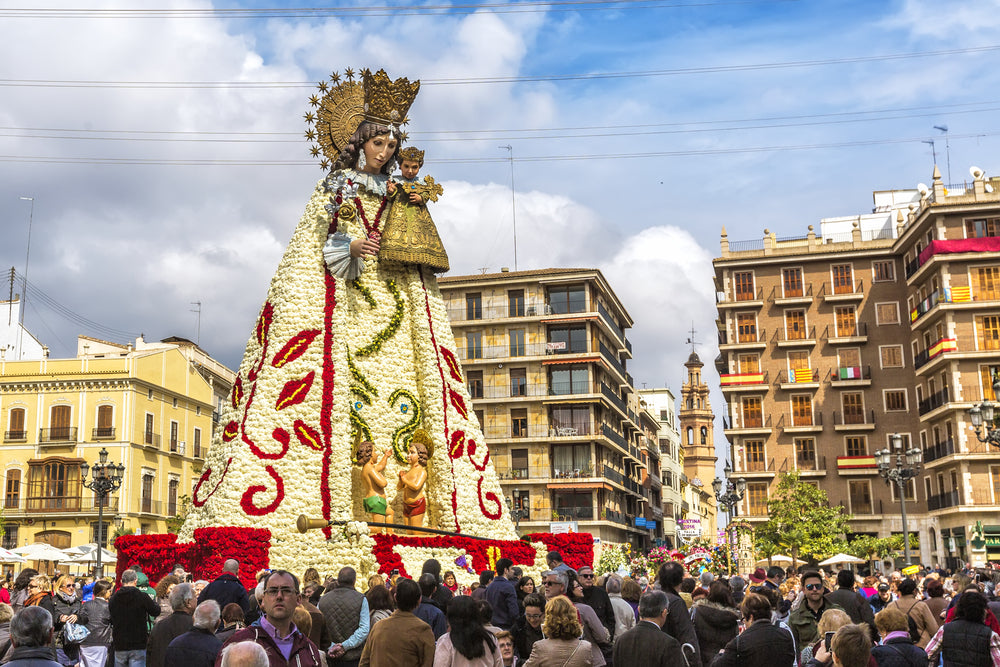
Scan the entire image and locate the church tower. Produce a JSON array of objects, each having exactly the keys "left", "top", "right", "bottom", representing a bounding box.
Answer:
[{"left": 679, "top": 349, "right": 719, "bottom": 542}]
